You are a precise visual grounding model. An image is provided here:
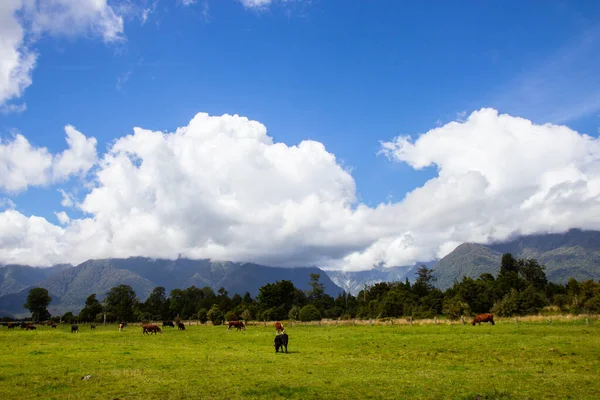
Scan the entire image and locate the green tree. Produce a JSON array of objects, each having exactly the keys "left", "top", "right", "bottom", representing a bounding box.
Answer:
[
  {"left": 24, "top": 288, "right": 52, "bottom": 322},
  {"left": 288, "top": 305, "right": 301, "bottom": 320},
  {"left": 257, "top": 280, "right": 297, "bottom": 320},
  {"left": 144, "top": 286, "right": 167, "bottom": 319},
  {"left": 104, "top": 285, "right": 138, "bottom": 322},
  {"left": 225, "top": 310, "right": 238, "bottom": 321},
  {"left": 299, "top": 304, "right": 322, "bottom": 321},
  {"left": 196, "top": 308, "right": 208, "bottom": 323},
  {"left": 241, "top": 308, "right": 252, "bottom": 321},
  {"left": 79, "top": 294, "right": 103, "bottom": 322},
  {"left": 207, "top": 305, "right": 224, "bottom": 325},
  {"left": 413, "top": 265, "right": 436, "bottom": 298}
]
